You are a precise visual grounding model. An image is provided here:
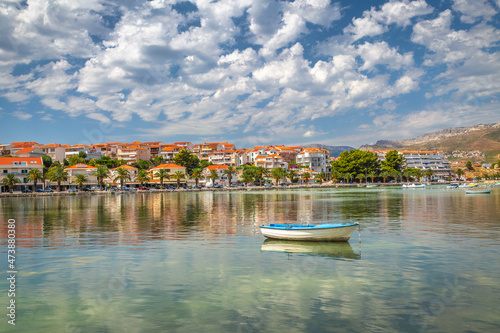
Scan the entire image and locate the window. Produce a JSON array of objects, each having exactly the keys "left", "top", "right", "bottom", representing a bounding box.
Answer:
[
  {"left": 21, "top": 170, "right": 28, "bottom": 174},
  {"left": 3, "top": 170, "right": 7, "bottom": 174}
]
